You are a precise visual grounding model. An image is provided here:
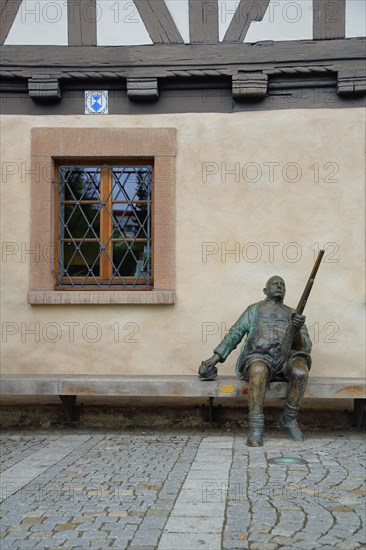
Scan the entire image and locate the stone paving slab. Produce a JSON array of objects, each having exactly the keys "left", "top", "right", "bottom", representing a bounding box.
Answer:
[{"left": 0, "top": 429, "right": 365, "bottom": 549}]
